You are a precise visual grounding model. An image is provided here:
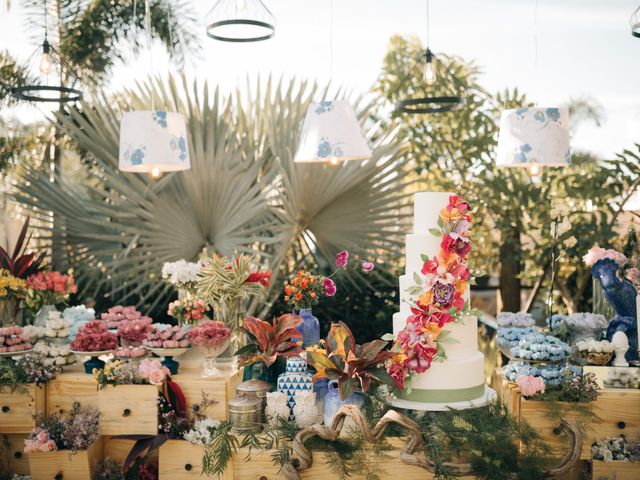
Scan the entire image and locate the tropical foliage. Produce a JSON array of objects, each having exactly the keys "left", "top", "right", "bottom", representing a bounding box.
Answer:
[{"left": 236, "top": 314, "right": 303, "bottom": 368}]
